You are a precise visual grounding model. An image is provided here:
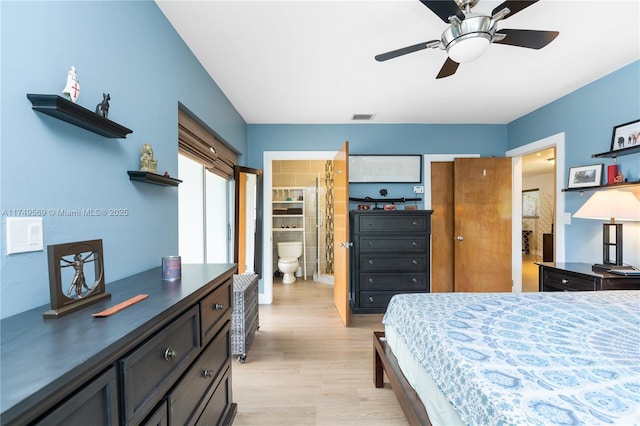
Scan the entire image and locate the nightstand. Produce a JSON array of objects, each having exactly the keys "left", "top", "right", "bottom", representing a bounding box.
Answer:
[{"left": 537, "top": 262, "right": 640, "bottom": 291}]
